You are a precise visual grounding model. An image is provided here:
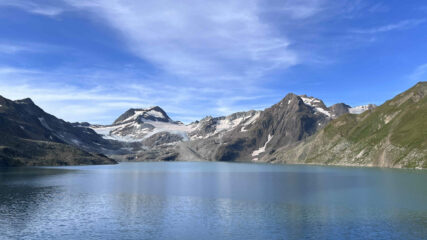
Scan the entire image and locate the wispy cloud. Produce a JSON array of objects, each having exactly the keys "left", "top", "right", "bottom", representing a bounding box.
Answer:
[
  {"left": 0, "top": 66, "right": 278, "bottom": 124},
  {"left": 62, "top": 0, "right": 312, "bottom": 82},
  {"left": 0, "top": 44, "right": 32, "bottom": 54},
  {"left": 0, "top": 0, "right": 64, "bottom": 16},
  {"left": 0, "top": 42, "right": 64, "bottom": 54},
  {"left": 2, "top": 0, "right": 418, "bottom": 124},
  {"left": 409, "top": 63, "right": 427, "bottom": 82},
  {"left": 270, "top": 0, "right": 326, "bottom": 19},
  {"left": 352, "top": 19, "right": 426, "bottom": 34}
]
